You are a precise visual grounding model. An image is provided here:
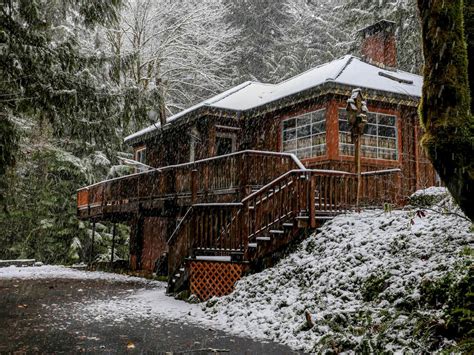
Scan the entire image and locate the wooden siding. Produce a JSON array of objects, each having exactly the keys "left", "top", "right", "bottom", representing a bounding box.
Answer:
[
  {"left": 131, "top": 92, "right": 436, "bottom": 201},
  {"left": 140, "top": 217, "right": 169, "bottom": 271}
]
